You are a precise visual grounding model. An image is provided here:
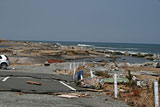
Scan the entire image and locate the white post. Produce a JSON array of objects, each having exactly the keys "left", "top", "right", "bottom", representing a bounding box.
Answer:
[
  {"left": 114, "top": 73, "right": 118, "bottom": 98},
  {"left": 69, "top": 63, "right": 72, "bottom": 73},
  {"left": 73, "top": 63, "right": 76, "bottom": 79},
  {"left": 83, "top": 61, "right": 85, "bottom": 66},
  {"left": 154, "top": 81, "right": 159, "bottom": 107},
  {"left": 90, "top": 69, "right": 93, "bottom": 77}
]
